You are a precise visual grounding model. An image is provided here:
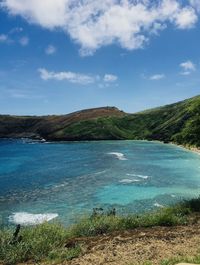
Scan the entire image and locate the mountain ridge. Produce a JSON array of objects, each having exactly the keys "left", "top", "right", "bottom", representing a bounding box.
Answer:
[{"left": 0, "top": 95, "right": 200, "bottom": 147}]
